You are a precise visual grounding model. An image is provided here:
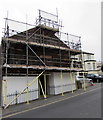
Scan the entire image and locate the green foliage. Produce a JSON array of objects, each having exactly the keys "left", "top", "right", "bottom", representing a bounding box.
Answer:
[{"left": 101, "top": 64, "right": 103, "bottom": 72}]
